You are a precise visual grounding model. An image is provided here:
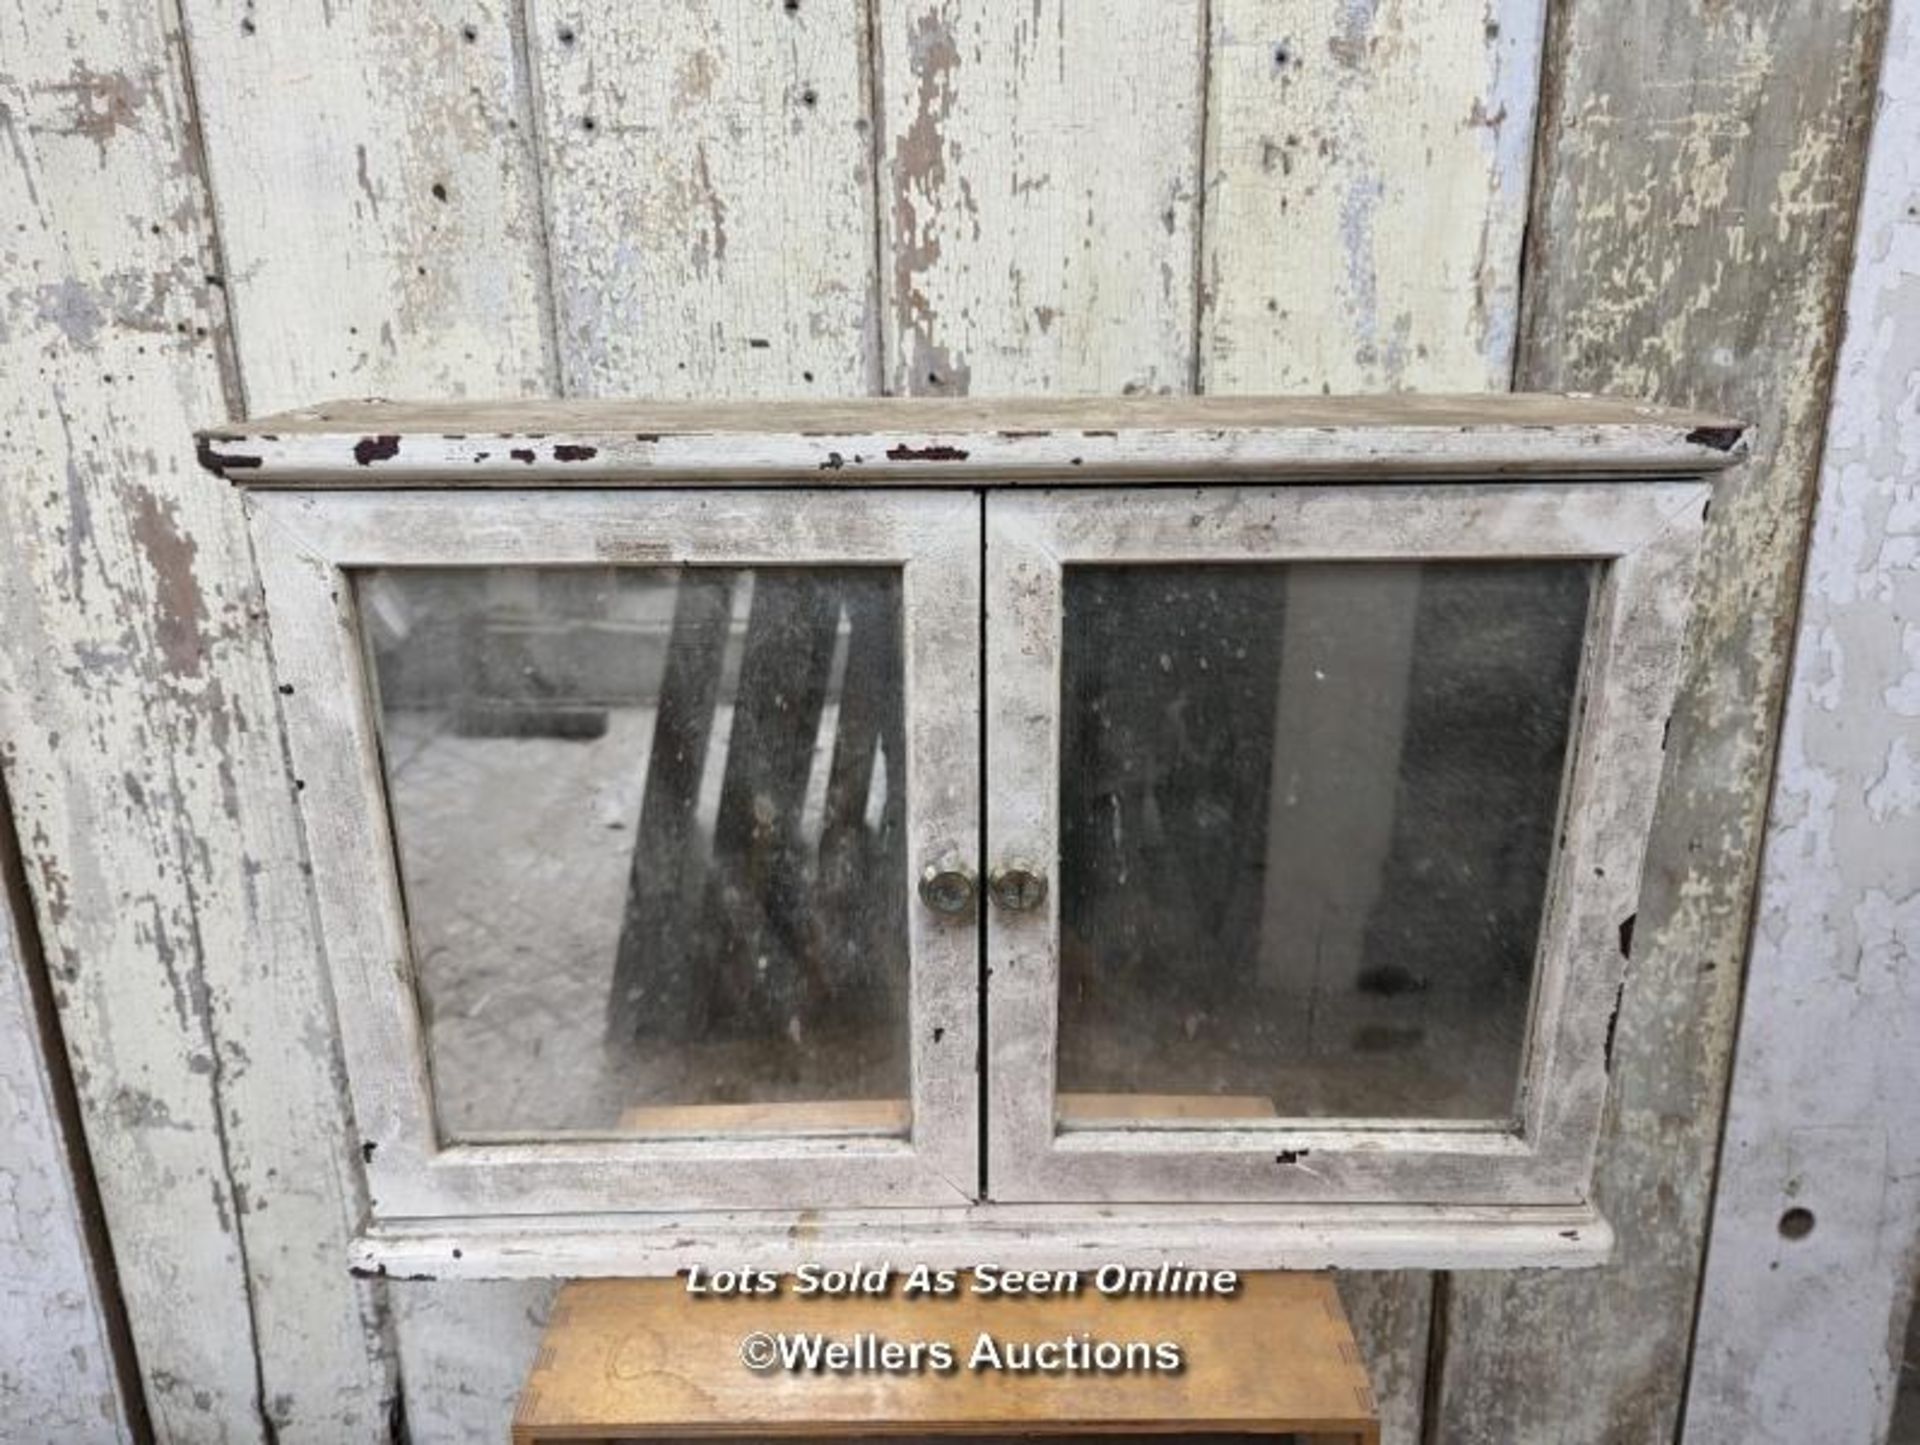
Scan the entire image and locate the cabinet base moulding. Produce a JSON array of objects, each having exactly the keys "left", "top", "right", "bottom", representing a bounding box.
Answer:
[{"left": 352, "top": 1203, "right": 1611, "bottom": 1281}]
